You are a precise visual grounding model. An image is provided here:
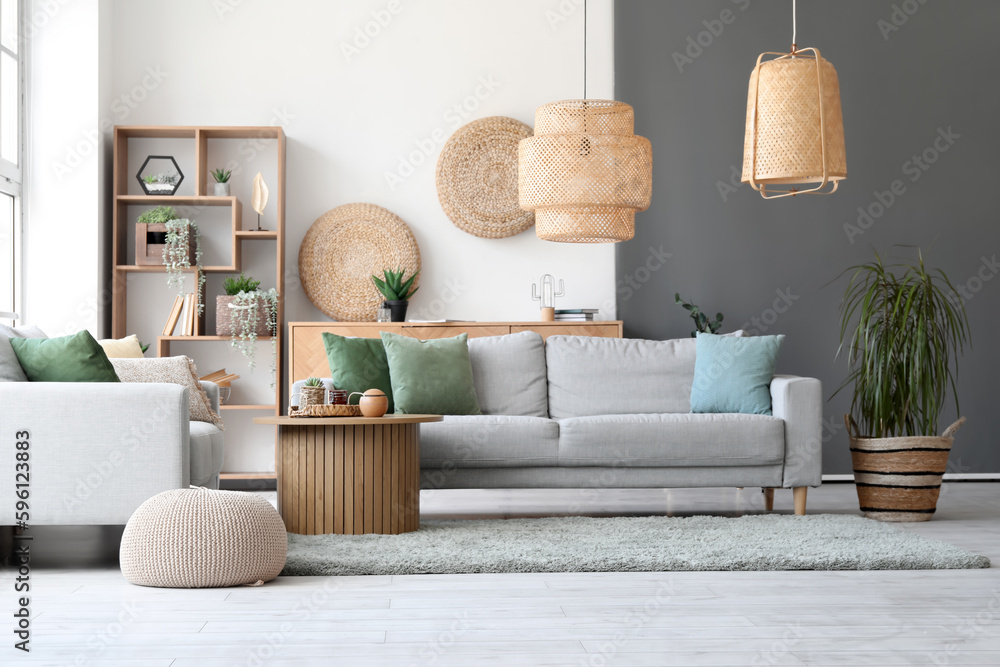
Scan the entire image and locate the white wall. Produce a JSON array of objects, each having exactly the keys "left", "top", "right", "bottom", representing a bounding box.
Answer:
[{"left": 108, "top": 0, "right": 616, "bottom": 325}]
